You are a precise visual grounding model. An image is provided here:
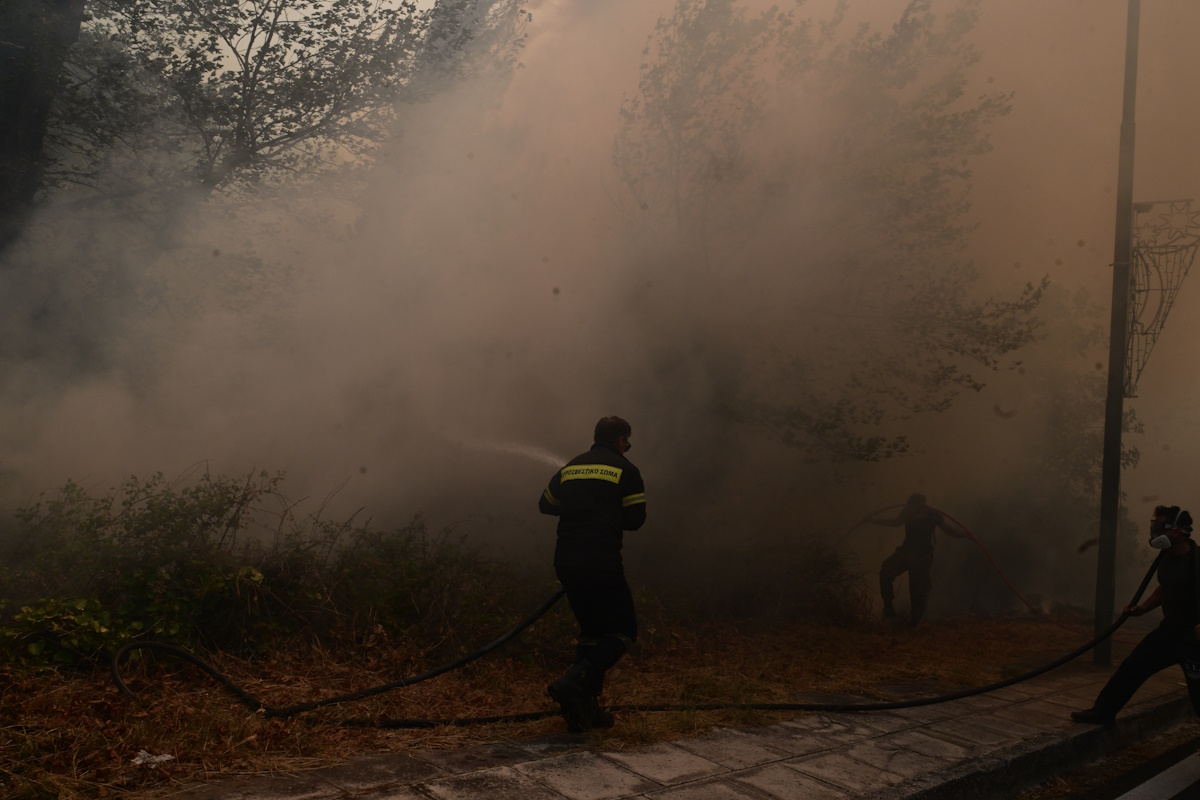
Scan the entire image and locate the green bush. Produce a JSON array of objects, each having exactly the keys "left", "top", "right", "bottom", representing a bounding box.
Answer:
[
  {"left": 0, "top": 471, "right": 530, "bottom": 666},
  {"left": 1, "top": 598, "right": 140, "bottom": 665},
  {"left": 335, "top": 523, "right": 512, "bottom": 636}
]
